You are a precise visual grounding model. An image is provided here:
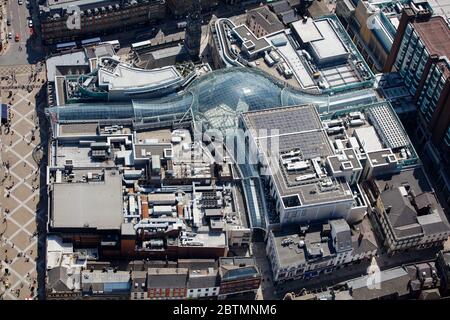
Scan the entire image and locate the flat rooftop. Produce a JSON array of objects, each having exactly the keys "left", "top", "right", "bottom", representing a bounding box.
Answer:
[
  {"left": 292, "top": 18, "right": 349, "bottom": 62},
  {"left": 265, "top": 31, "right": 317, "bottom": 89},
  {"left": 242, "top": 105, "right": 353, "bottom": 205},
  {"left": 272, "top": 217, "right": 378, "bottom": 268},
  {"left": 97, "top": 57, "right": 182, "bottom": 91},
  {"left": 426, "top": 0, "right": 450, "bottom": 20},
  {"left": 310, "top": 19, "right": 349, "bottom": 62},
  {"left": 273, "top": 227, "right": 334, "bottom": 268},
  {"left": 327, "top": 148, "right": 362, "bottom": 173},
  {"left": 58, "top": 123, "right": 99, "bottom": 137},
  {"left": 233, "top": 25, "right": 271, "bottom": 55},
  {"left": 413, "top": 16, "right": 450, "bottom": 58},
  {"left": 54, "top": 143, "right": 117, "bottom": 167},
  {"left": 291, "top": 18, "right": 324, "bottom": 43},
  {"left": 242, "top": 104, "right": 322, "bottom": 134},
  {"left": 46, "top": 51, "right": 89, "bottom": 81},
  {"left": 45, "top": 0, "right": 124, "bottom": 10},
  {"left": 51, "top": 169, "right": 123, "bottom": 230}
]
